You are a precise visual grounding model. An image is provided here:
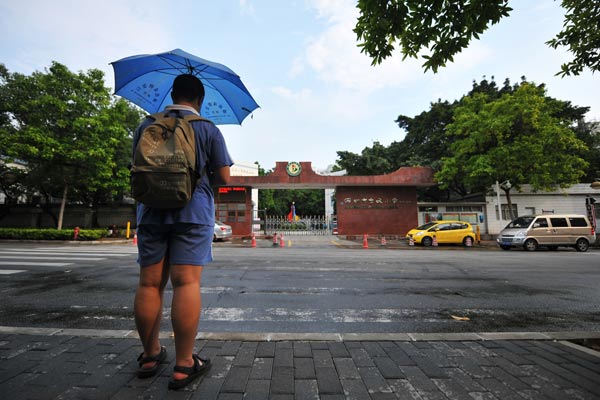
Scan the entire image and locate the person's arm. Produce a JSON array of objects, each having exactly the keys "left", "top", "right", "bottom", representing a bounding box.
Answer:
[{"left": 211, "top": 165, "right": 230, "bottom": 186}]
